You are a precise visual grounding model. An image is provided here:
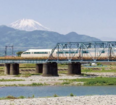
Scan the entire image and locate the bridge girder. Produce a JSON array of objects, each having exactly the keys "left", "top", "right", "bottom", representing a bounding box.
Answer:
[{"left": 48, "top": 41, "right": 116, "bottom": 62}]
